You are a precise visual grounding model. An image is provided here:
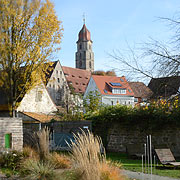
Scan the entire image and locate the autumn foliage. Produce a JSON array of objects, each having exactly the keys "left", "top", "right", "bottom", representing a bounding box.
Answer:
[{"left": 0, "top": 0, "right": 63, "bottom": 114}]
